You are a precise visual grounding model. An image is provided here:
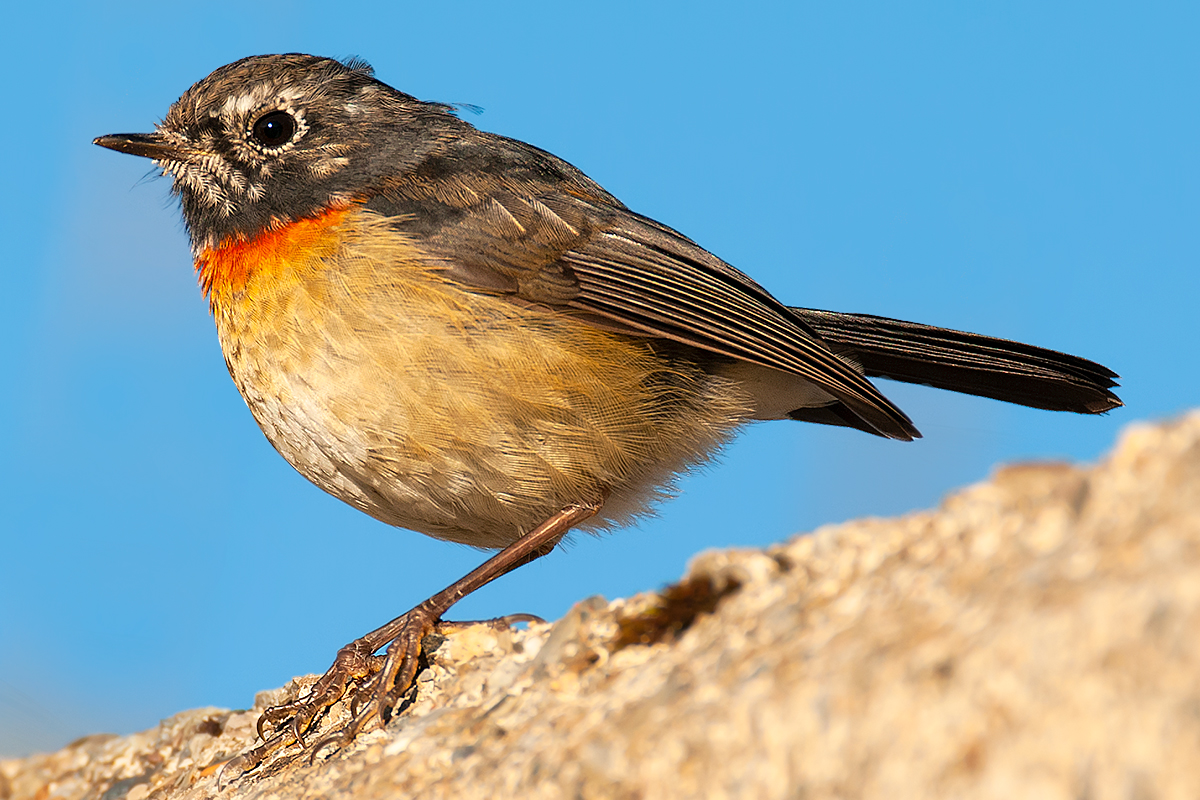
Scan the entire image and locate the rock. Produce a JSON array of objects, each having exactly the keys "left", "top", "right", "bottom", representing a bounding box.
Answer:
[{"left": 3, "top": 413, "right": 1198, "bottom": 800}]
